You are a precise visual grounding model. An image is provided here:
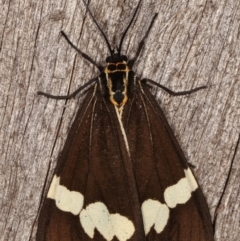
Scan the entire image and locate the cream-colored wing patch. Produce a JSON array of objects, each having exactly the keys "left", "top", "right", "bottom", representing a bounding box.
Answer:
[
  {"left": 111, "top": 213, "right": 135, "bottom": 241},
  {"left": 47, "top": 177, "right": 135, "bottom": 240},
  {"left": 80, "top": 202, "right": 135, "bottom": 241},
  {"left": 47, "top": 175, "right": 84, "bottom": 215},
  {"left": 184, "top": 168, "right": 198, "bottom": 191},
  {"left": 142, "top": 168, "right": 198, "bottom": 235},
  {"left": 164, "top": 168, "right": 198, "bottom": 208},
  {"left": 79, "top": 209, "right": 97, "bottom": 238},
  {"left": 80, "top": 202, "right": 114, "bottom": 241},
  {"left": 142, "top": 199, "right": 169, "bottom": 235}
]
